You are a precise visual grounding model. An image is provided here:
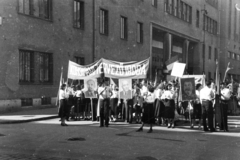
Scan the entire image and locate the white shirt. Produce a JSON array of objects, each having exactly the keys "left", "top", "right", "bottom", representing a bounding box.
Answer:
[
  {"left": 161, "top": 90, "right": 175, "bottom": 100},
  {"left": 111, "top": 90, "right": 118, "bottom": 98},
  {"left": 154, "top": 89, "right": 164, "bottom": 99},
  {"left": 75, "top": 90, "right": 82, "bottom": 98},
  {"left": 145, "top": 92, "right": 155, "bottom": 103},
  {"left": 200, "top": 86, "right": 214, "bottom": 102},
  {"left": 59, "top": 89, "right": 66, "bottom": 100},
  {"left": 140, "top": 85, "right": 148, "bottom": 96},
  {"left": 221, "top": 88, "right": 231, "bottom": 100}
]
